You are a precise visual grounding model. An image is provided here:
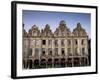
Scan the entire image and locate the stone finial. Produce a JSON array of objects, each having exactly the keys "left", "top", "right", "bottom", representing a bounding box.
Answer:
[
  {"left": 73, "top": 22, "right": 87, "bottom": 36},
  {"left": 45, "top": 24, "right": 50, "bottom": 28},
  {"left": 23, "top": 23, "right": 25, "bottom": 28},
  {"left": 59, "top": 20, "right": 66, "bottom": 26},
  {"left": 77, "top": 23, "right": 82, "bottom": 29},
  {"left": 32, "top": 25, "right": 37, "bottom": 29}
]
